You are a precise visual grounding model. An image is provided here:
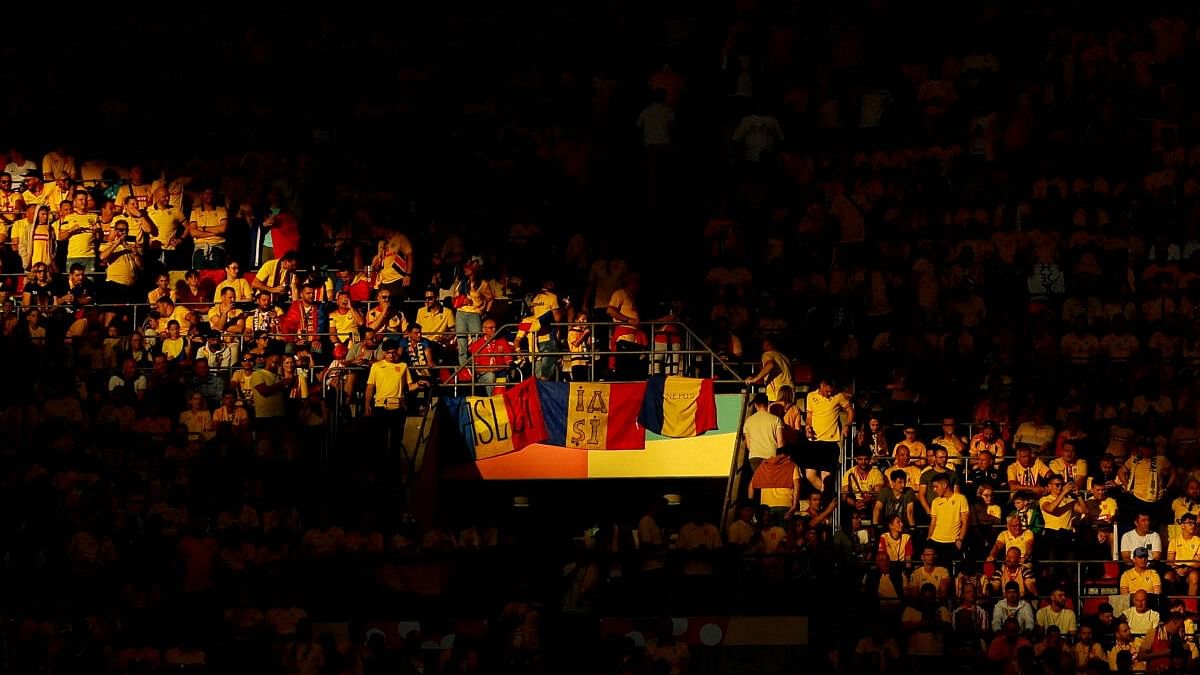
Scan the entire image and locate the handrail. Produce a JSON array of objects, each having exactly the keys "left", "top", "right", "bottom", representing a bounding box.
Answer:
[{"left": 722, "top": 388, "right": 753, "bottom": 533}]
